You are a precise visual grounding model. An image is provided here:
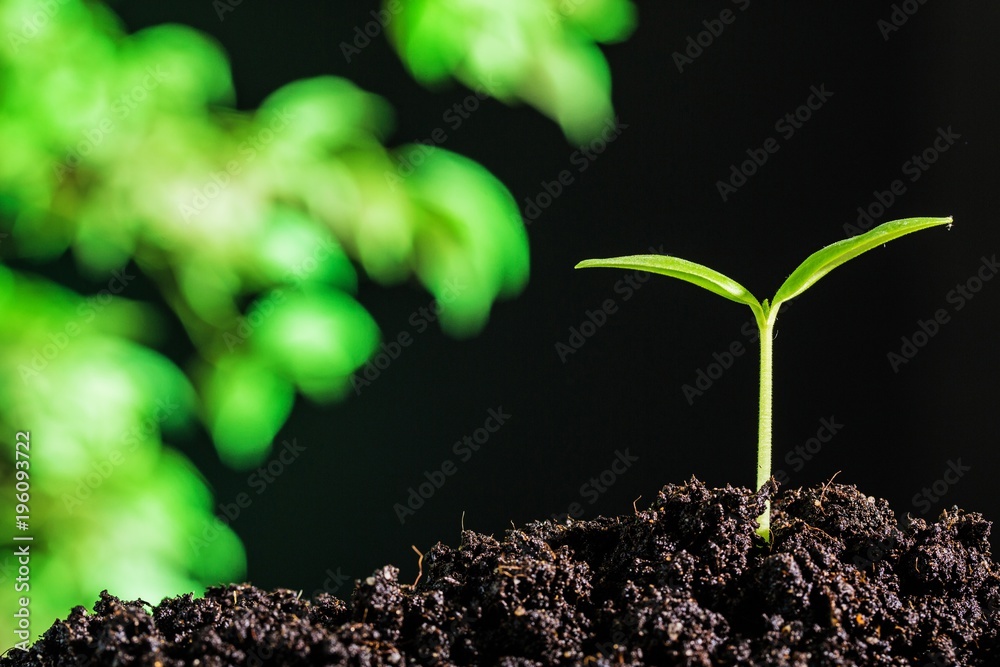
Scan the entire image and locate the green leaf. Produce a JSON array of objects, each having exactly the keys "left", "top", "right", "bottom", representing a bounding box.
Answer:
[
  {"left": 575, "top": 254, "right": 762, "bottom": 315},
  {"left": 400, "top": 147, "right": 530, "bottom": 337},
  {"left": 252, "top": 287, "right": 380, "bottom": 401},
  {"left": 385, "top": 0, "right": 635, "bottom": 143},
  {"left": 203, "top": 358, "right": 296, "bottom": 469},
  {"left": 562, "top": 0, "right": 639, "bottom": 44},
  {"left": 773, "top": 217, "right": 952, "bottom": 305}
]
